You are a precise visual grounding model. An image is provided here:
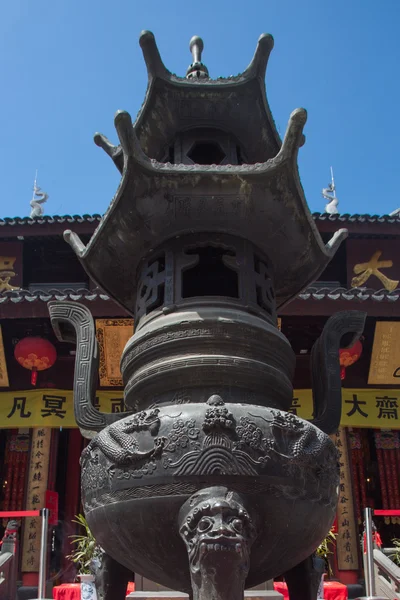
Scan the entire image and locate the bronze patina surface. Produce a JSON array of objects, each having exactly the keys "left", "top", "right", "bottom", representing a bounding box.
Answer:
[{"left": 49, "top": 31, "right": 365, "bottom": 600}]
